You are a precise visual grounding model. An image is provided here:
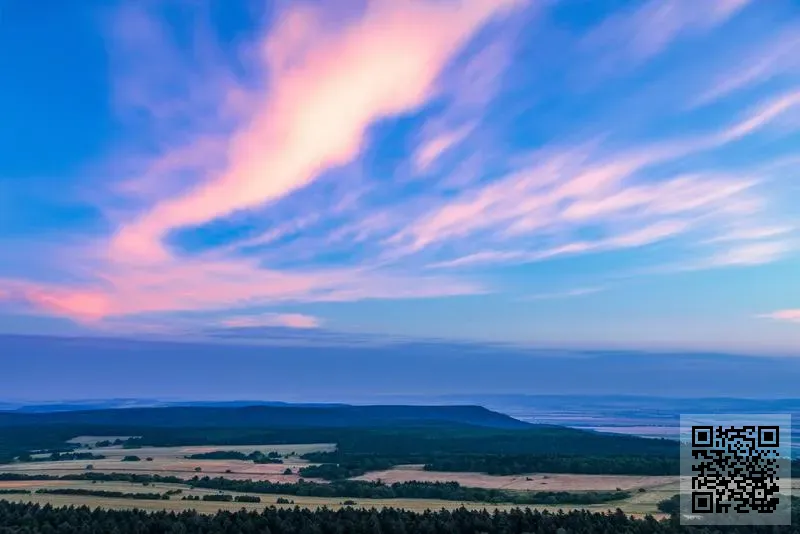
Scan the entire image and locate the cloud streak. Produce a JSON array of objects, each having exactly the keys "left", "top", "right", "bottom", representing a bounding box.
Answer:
[
  {"left": 759, "top": 310, "right": 800, "bottom": 324},
  {"left": 520, "top": 287, "right": 606, "bottom": 301},
  {"left": 220, "top": 313, "right": 321, "bottom": 329}
]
